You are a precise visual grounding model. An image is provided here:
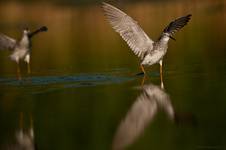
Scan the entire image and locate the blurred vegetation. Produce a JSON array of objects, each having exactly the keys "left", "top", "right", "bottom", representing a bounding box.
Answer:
[
  {"left": 0, "top": 0, "right": 226, "bottom": 150},
  {"left": 0, "top": 0, "right": 225, "bottom": 75},
  {"left": 0, "top": 0, "right": 183, "bottom": 5},
  {"left": 0, "top": 0, "right": 223, "bottom": 5}
]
